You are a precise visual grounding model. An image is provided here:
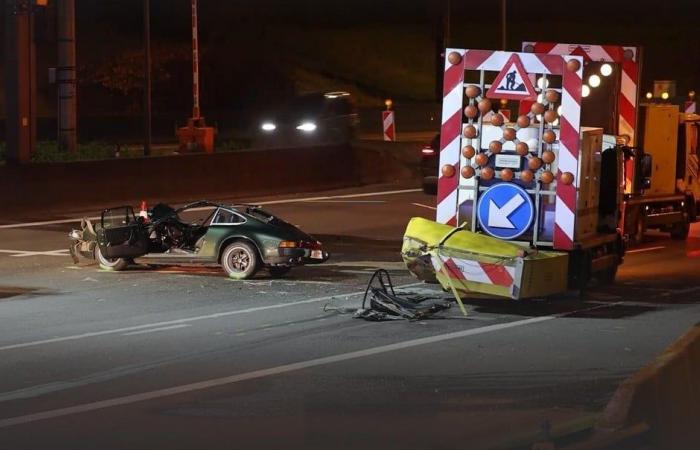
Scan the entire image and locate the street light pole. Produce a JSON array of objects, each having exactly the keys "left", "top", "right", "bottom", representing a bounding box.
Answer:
[
  {"left": 4, "top": 0, "right": 37, "bottom": 163},
  {"left": 191, "top": 0, "right": 200, "bottom": 120},
  {"left": 143, "top": 0, "right": 152, "bottom": 156},
  {"left": 57, "top": 0, "right": 77, "bottom": 153}
]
